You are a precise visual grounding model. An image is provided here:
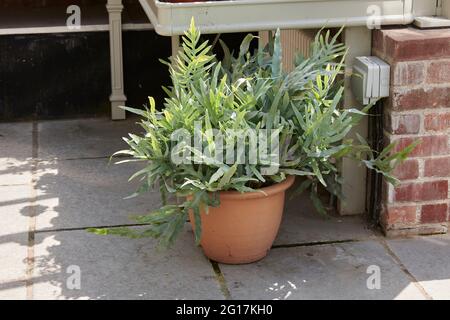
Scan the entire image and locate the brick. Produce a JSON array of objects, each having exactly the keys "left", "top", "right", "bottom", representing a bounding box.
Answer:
[
  {"left": 424, "top": 157, "right": 450, "bottom": 177},
  {"left": 387, "top": 114, "right": 420, "bottom": 134},
  {"left": 382, "top": 28, "right": 450, "bottom": 62},
  {"left": 383, "top": 205, "right": 417, "bottom": 226},
  {"left": 421, "top": 203, "right": 448, "bottom": 224},
  {"left": 384, "top": 224, "right": 448, "bottom": 236},
  {"left": 424, "top": 112, "right": 450, "bottom": 131},
  {"left": 392, "top": 159, "right": 419, "bottom": 180},
  {"left": 393, "top": 135, "right": 448, "bottom": 158},
  {"left": 393, "top": 62, "right": 425, "bottom": 86},
  {"left": 392, "top": 87, "right": 450, "bottom": 111},
  {"left": 394, "top": 180, "right": 448, "bottom": 202},
  {"left": 427, "top": 60, "right": 450, "bottom": 84}
]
